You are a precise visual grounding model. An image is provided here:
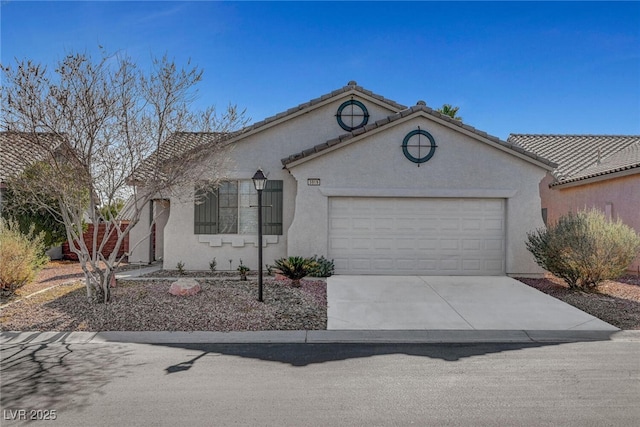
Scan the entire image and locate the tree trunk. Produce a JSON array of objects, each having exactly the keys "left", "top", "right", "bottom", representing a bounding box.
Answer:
[{"left": 83, "top": 267, "right": 112, "bottom": 303}]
